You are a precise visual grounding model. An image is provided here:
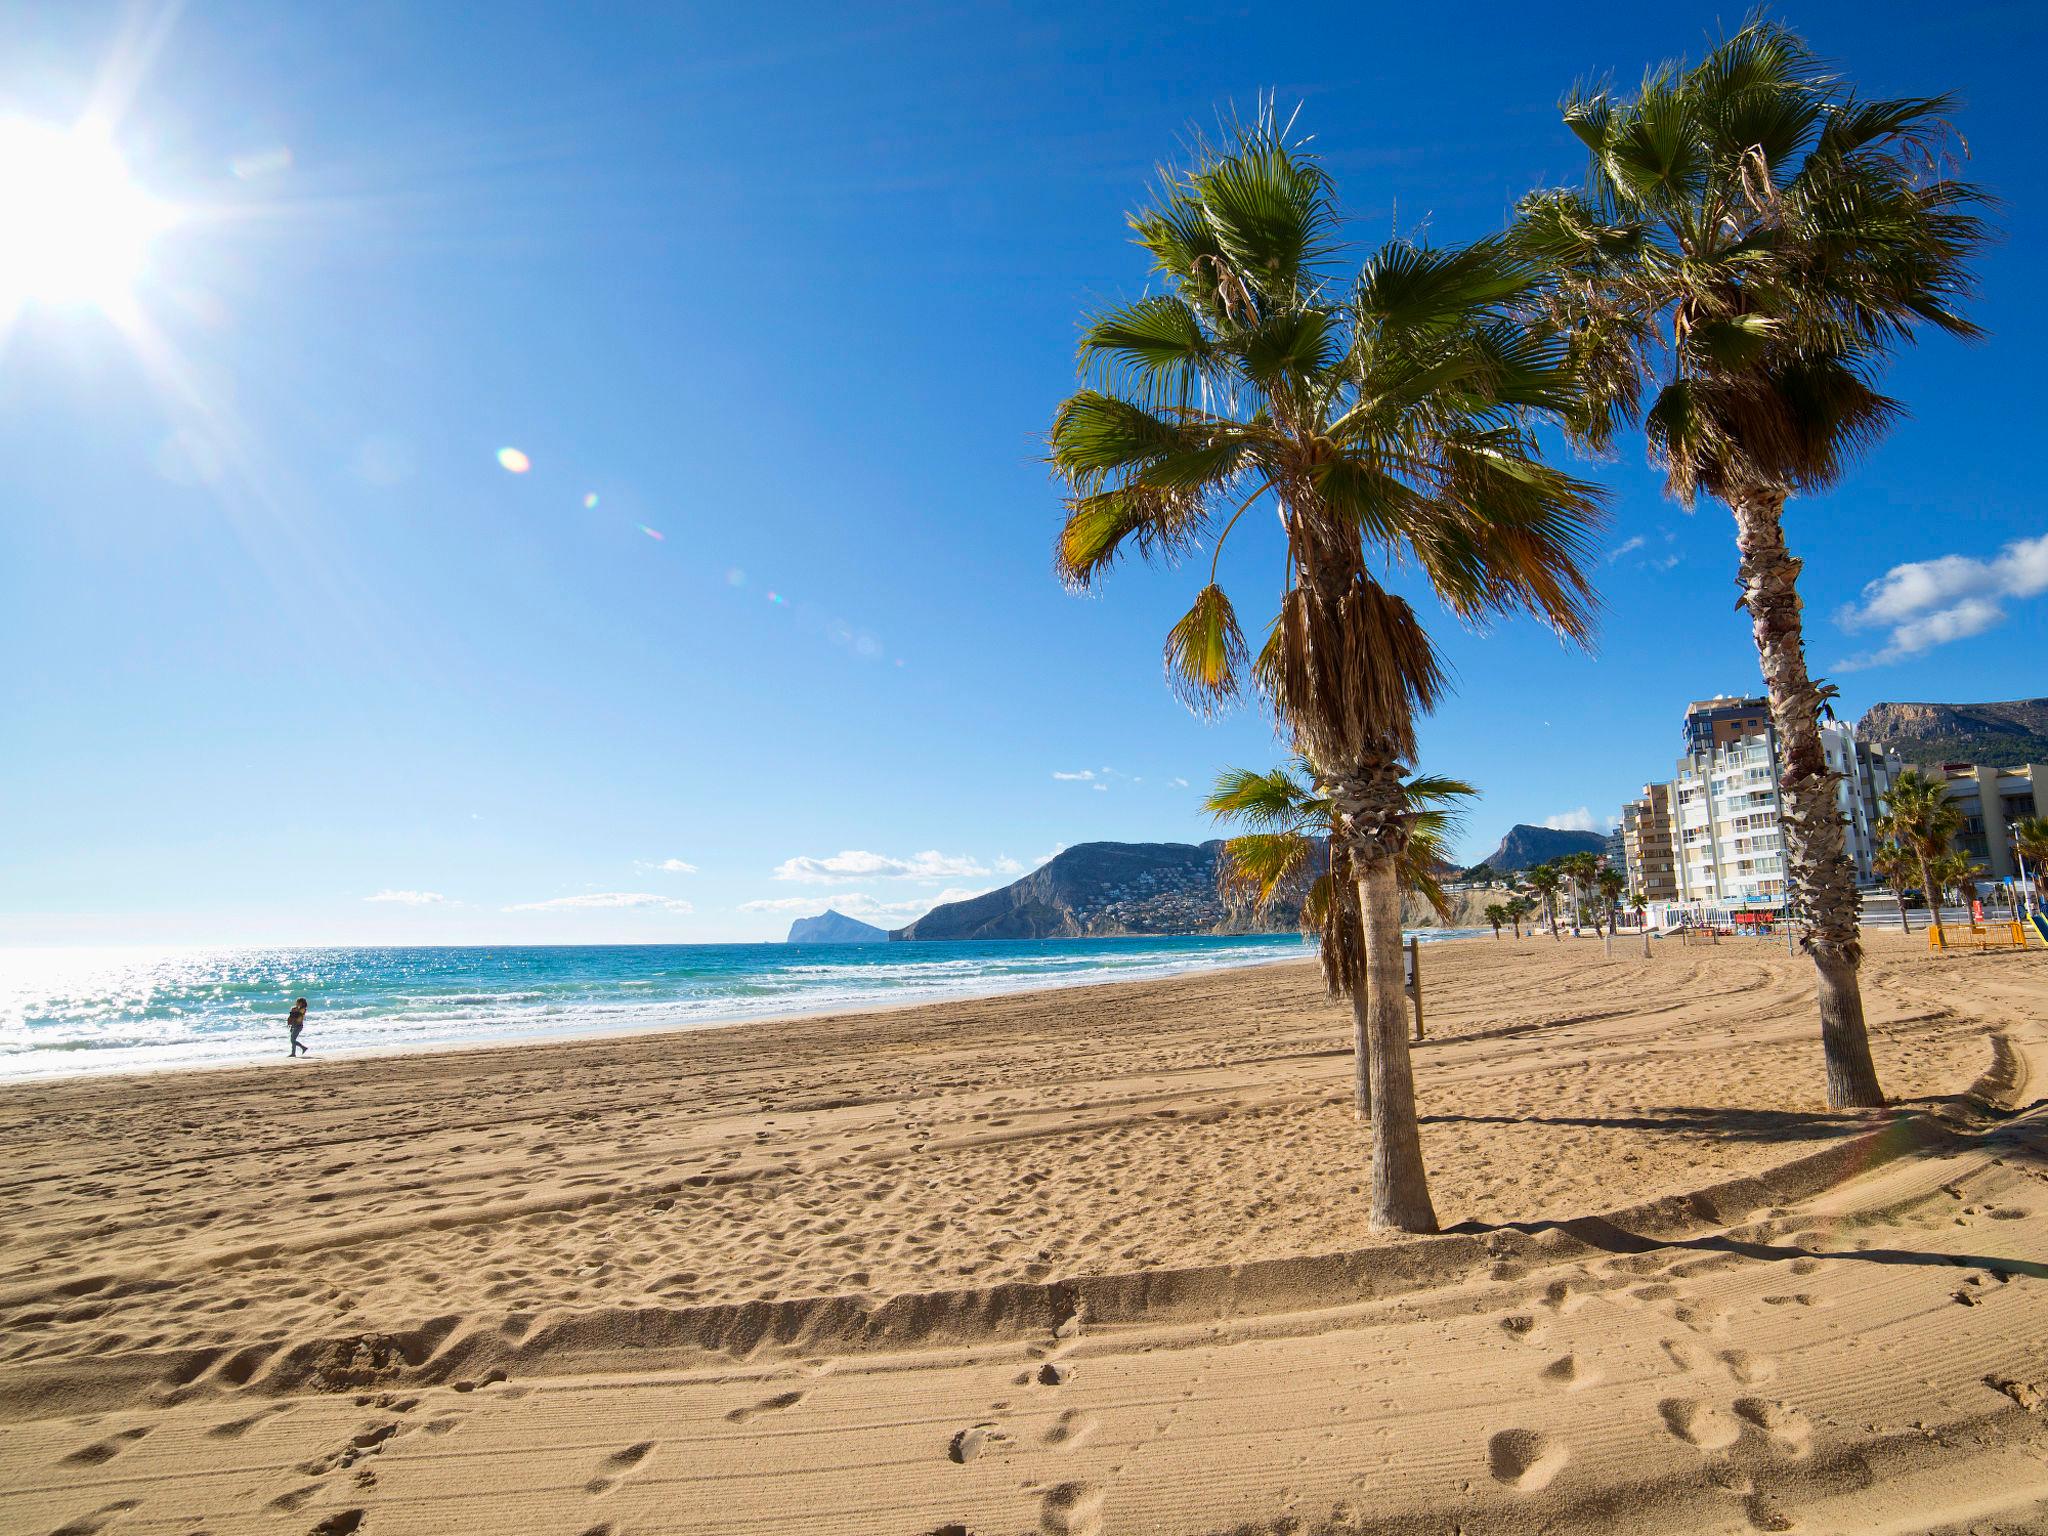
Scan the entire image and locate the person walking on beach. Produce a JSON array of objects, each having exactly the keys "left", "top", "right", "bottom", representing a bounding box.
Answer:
[{"left": 287, "top": 997, "right": 310, "bottom": 1057}]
